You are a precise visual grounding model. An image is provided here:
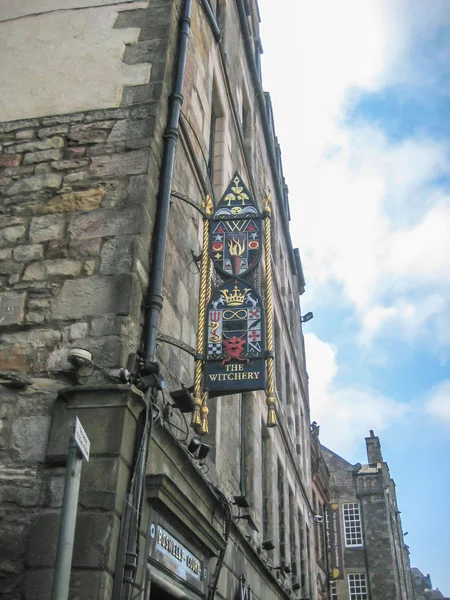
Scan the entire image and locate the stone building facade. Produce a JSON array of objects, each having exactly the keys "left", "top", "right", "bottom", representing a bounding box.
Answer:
[
  {"left": 0, "top": 1, "right": 316, "bottom": 599},
  {"left": 322, "top": 432, "right": 414, "bottom": 600},
  {"left": 310, "top": 424, "right": 331, "bottom": 600}
]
